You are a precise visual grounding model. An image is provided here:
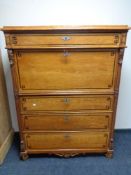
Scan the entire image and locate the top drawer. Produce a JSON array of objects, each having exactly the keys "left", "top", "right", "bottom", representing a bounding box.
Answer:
[{"left": 6, "top": 33, "right": 121, "bottom": 48}]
